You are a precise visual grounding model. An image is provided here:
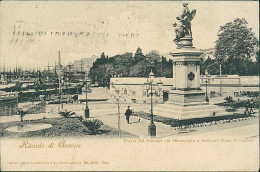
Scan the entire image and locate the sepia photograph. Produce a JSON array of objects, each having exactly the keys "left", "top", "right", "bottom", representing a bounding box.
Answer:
[{"left": 0, "top": 1, "right": 259, "bottom": 171}]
